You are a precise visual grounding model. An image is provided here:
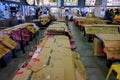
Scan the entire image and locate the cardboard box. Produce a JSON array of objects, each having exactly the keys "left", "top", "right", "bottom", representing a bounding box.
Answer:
[
  {"left": 93, "top": 37, "right": 105, "bottom": 56},
  {"left": 12, "top": 68, "right": 32, "bottom": 80}
]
